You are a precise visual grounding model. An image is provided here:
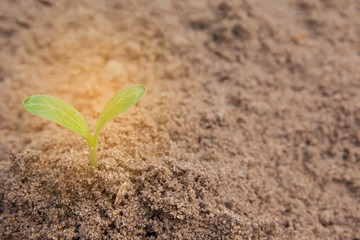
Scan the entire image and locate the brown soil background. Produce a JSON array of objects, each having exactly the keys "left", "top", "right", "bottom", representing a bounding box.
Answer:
[{"left": 1, "top": 0, "right": 360, "bottom": 239}]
